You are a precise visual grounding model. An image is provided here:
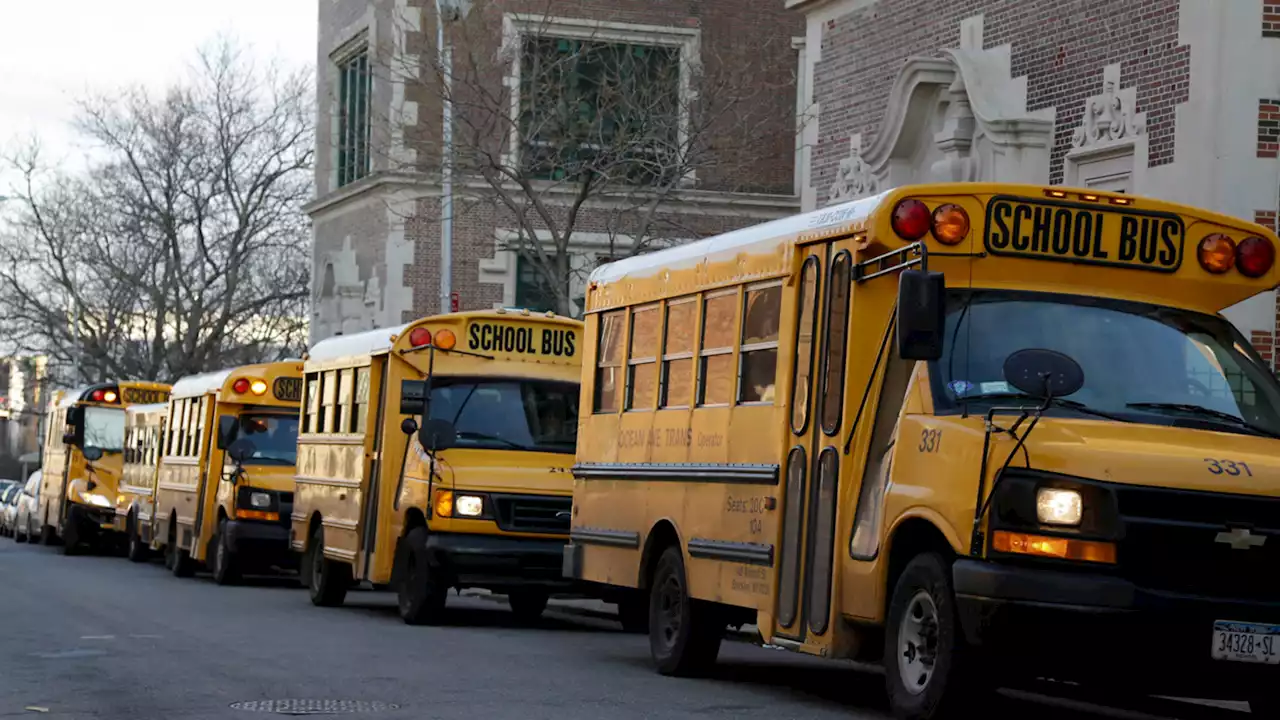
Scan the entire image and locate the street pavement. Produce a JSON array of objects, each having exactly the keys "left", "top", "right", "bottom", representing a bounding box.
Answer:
[{"left": 0, "top": 540, "right": 1256, "bottom": 720}]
